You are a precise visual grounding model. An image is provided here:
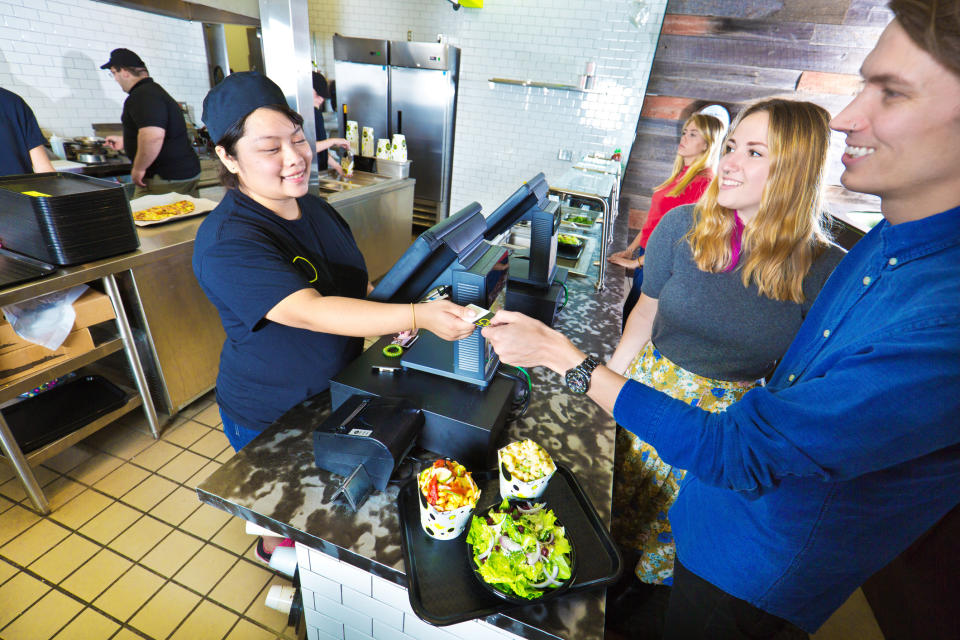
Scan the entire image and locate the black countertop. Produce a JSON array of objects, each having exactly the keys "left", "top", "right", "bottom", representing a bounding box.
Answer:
[{"left": 196, "top": 207, "right": 629, "bottom": 640}]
